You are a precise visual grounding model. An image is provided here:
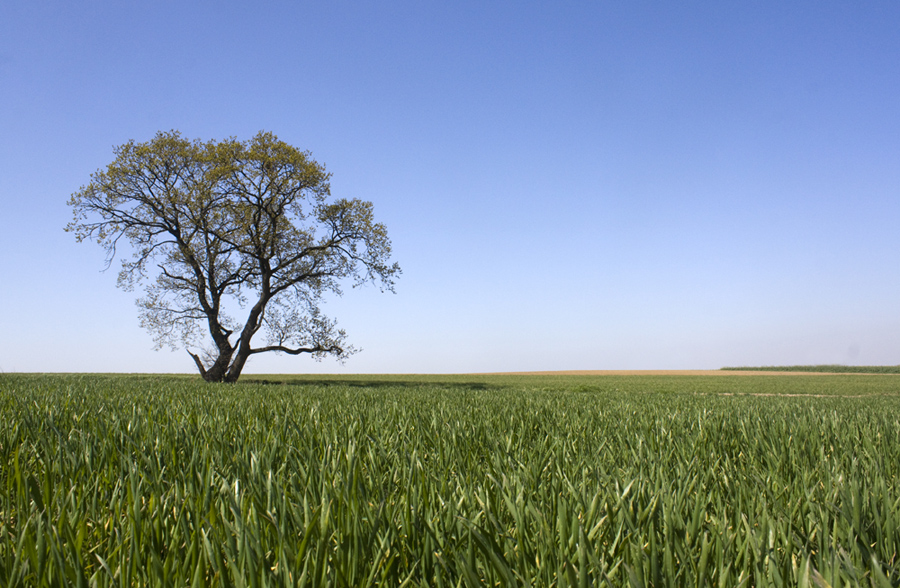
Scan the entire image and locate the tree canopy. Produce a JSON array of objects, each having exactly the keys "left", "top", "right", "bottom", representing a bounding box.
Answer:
[{"left": 67, "top": 131, "right": 400, "bottom": 382}]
